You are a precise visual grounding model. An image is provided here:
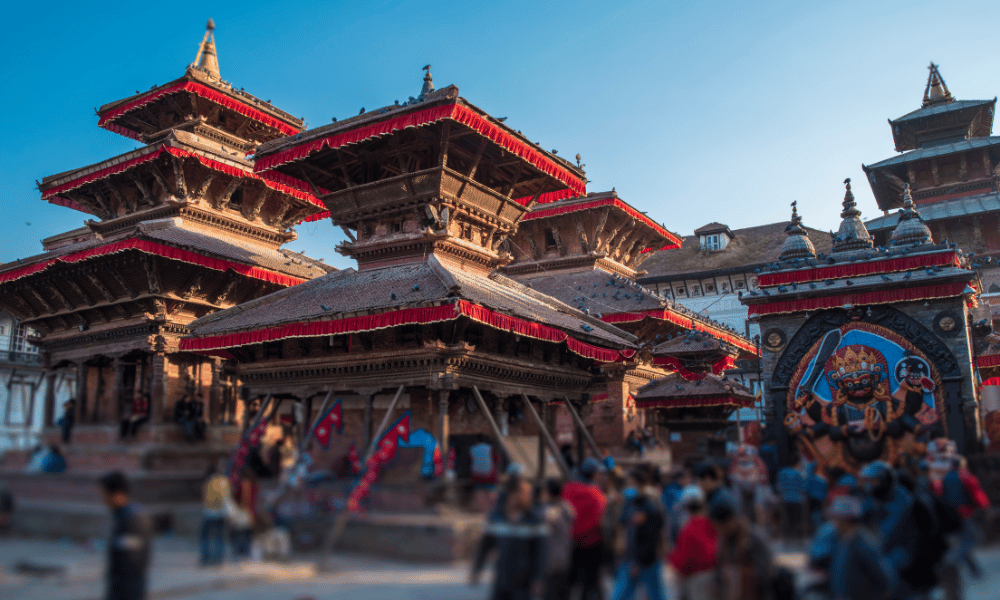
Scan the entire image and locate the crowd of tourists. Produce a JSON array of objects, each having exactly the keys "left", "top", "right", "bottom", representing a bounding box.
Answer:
[{"left": 469, "top": 438, "right": 992, "bottom": 600}]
